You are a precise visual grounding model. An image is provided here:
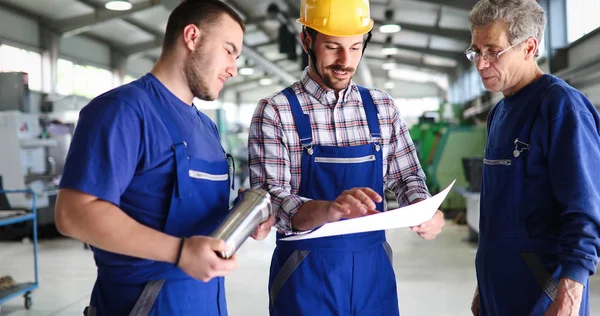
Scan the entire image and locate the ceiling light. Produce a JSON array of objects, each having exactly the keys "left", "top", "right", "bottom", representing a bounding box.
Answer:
[
  {"left": 382, "top": 55, "right": 397, "bottom": 70},
  {"left": 381, "top": 46, "right": 399, "bottom": 55},
  {"left": 259, "top": 78, "right": 273, "bottom": 86},
  {"left": 382, "top": 61, "right": 397, "bottom": 70},
  {"left": 379, "top": 9, "right": 401, "bottom": 34},
  {"left": 239, "top": 67, "right": 254, "bottom": 76},
  {"left": 384, "top": 81, "right": 395, "bottom": 89},
  {"left": 381, "top": 36, "right": 398, "bottom": 56},
  {"left": 239, "top": 59, "right": 254, "bottom": 76},
  {"left": 105, "top": 0, "right": 132, "bottom": 11},
  {"left": 379, "top": 24, "right": 401, "bottom": 34}
]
